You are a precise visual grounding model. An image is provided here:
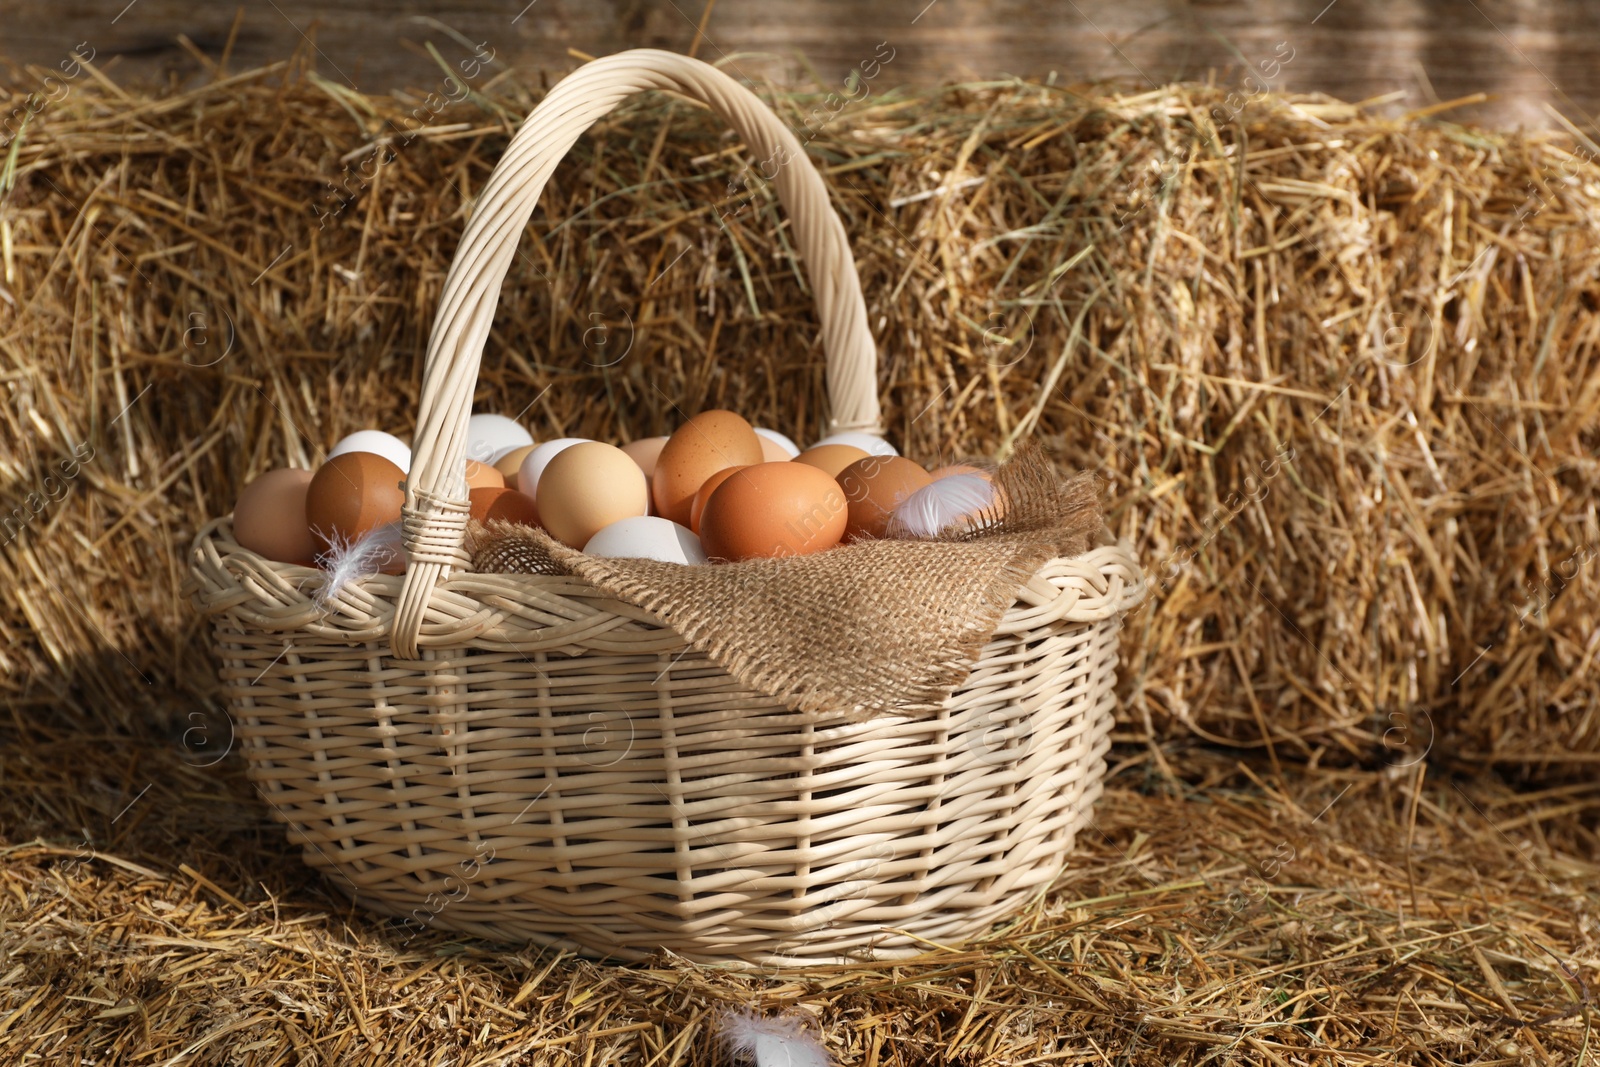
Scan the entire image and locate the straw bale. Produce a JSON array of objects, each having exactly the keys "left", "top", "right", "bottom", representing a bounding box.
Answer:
[{"left": 3, "top": 56, "right": 1596, "bottom": 779}]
